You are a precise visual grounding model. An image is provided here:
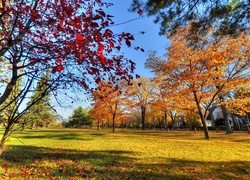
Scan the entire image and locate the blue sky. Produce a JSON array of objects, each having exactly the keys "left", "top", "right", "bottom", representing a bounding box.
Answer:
[
  {"left": 107, "top": 0, "right": 169, "bottom": 77},
  {"left": 54, "top": 0, "right": 170, "bottom": 119}
]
